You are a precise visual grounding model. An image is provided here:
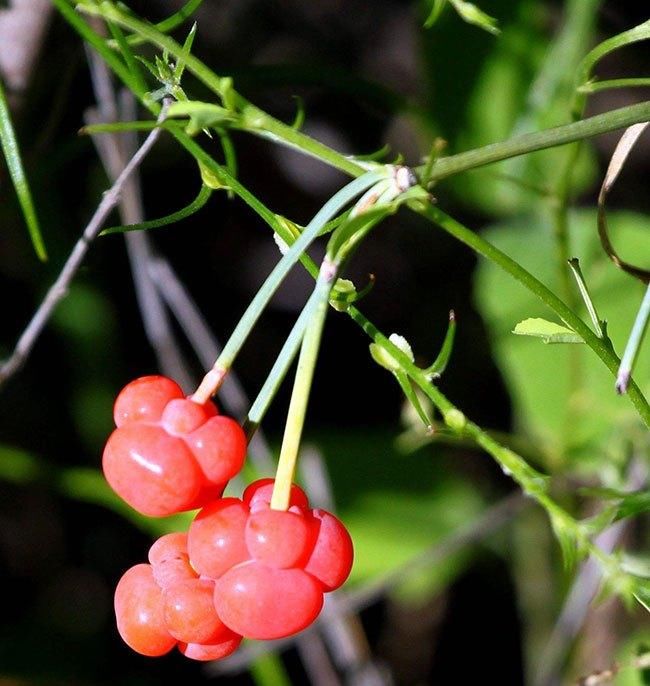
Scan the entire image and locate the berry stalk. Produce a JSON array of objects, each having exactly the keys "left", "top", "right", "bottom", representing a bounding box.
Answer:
[
  {"left": 270, "top": 259, "right": 338, "bottom": 510},
  {"left": 191, "top": 169, "right": 386, "bottom": 404}
]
